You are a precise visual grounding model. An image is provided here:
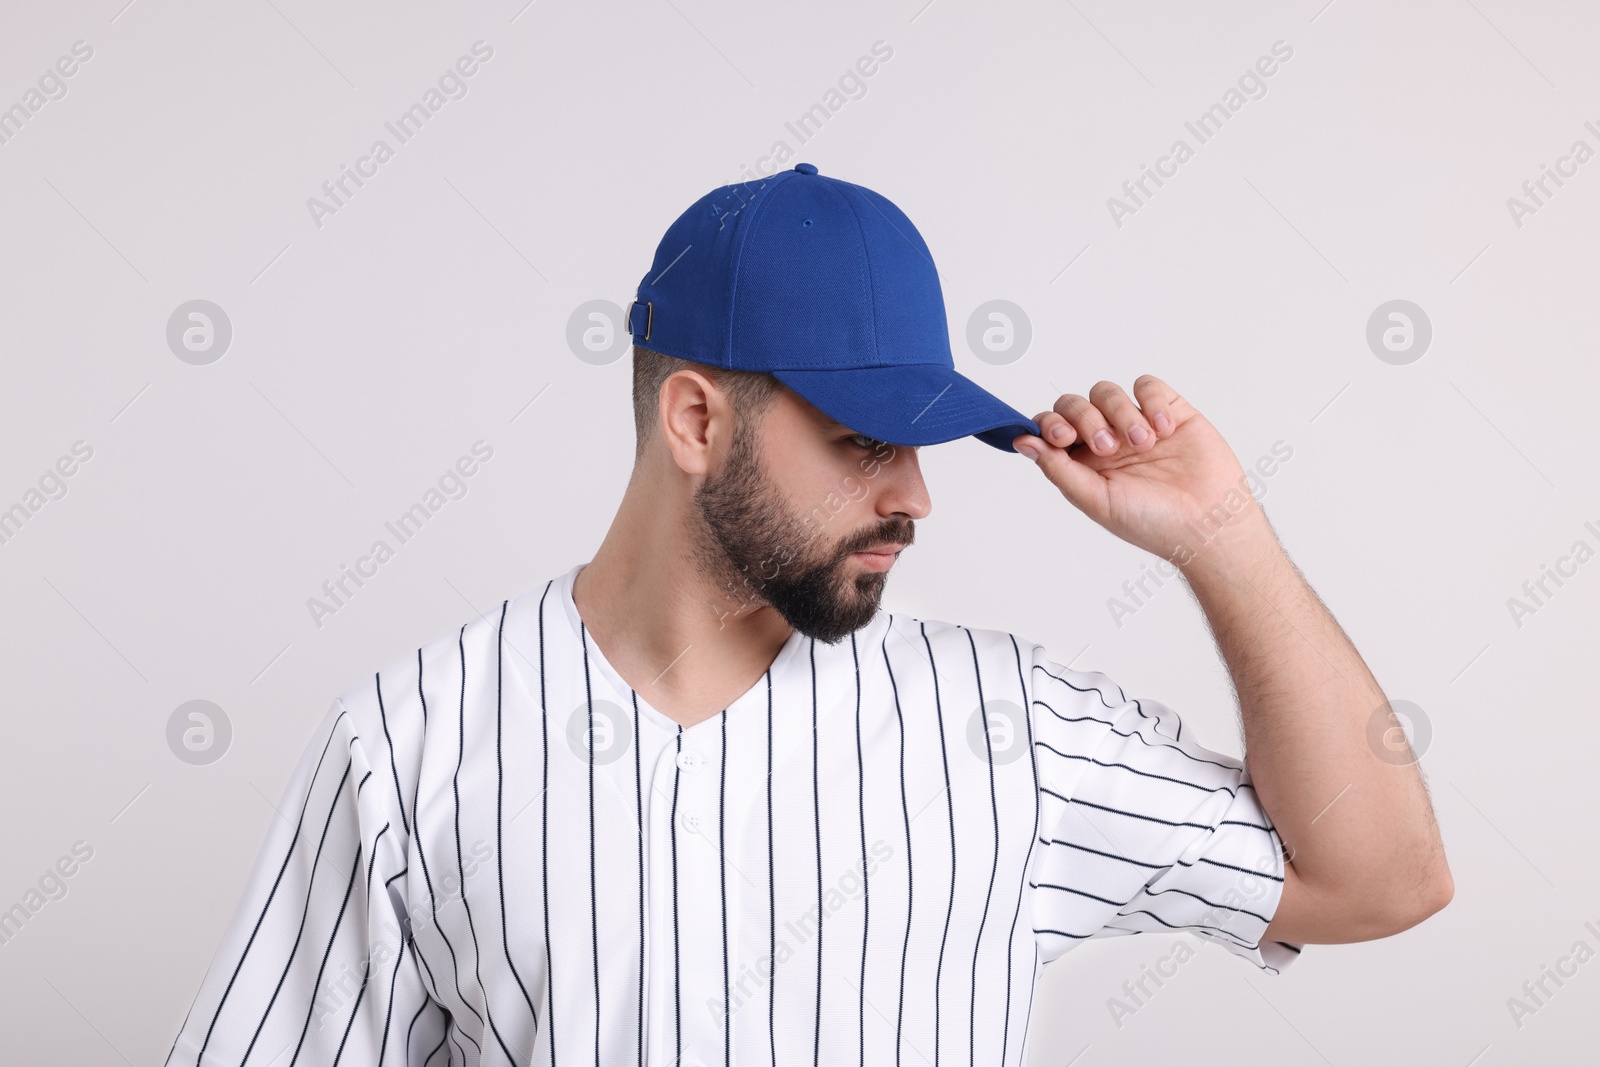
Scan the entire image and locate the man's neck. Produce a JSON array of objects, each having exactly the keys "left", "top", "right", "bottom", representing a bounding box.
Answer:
[{"left": 572, "top": 487, "right": 794, "bottom": 730}]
